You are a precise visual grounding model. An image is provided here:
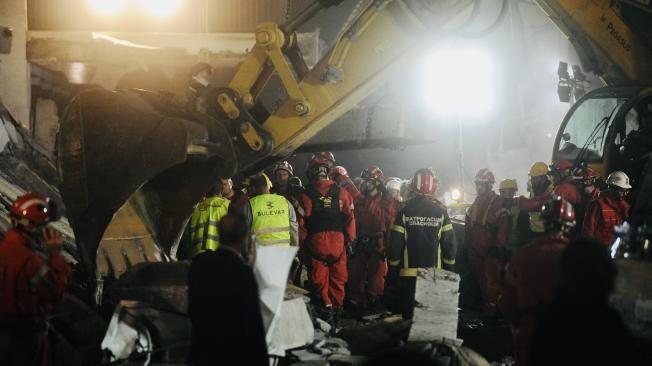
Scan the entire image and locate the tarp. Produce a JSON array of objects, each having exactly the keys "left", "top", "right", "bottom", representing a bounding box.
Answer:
[{"left": 252, "top": 245, "right": 300, "bottom": 354}]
